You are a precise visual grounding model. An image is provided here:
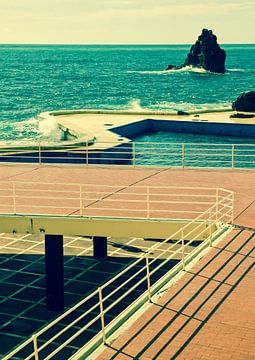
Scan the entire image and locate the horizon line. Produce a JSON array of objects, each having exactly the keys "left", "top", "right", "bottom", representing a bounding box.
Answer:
[{"left": 0, "top": 42, "right": 255, "bottom": 46}]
